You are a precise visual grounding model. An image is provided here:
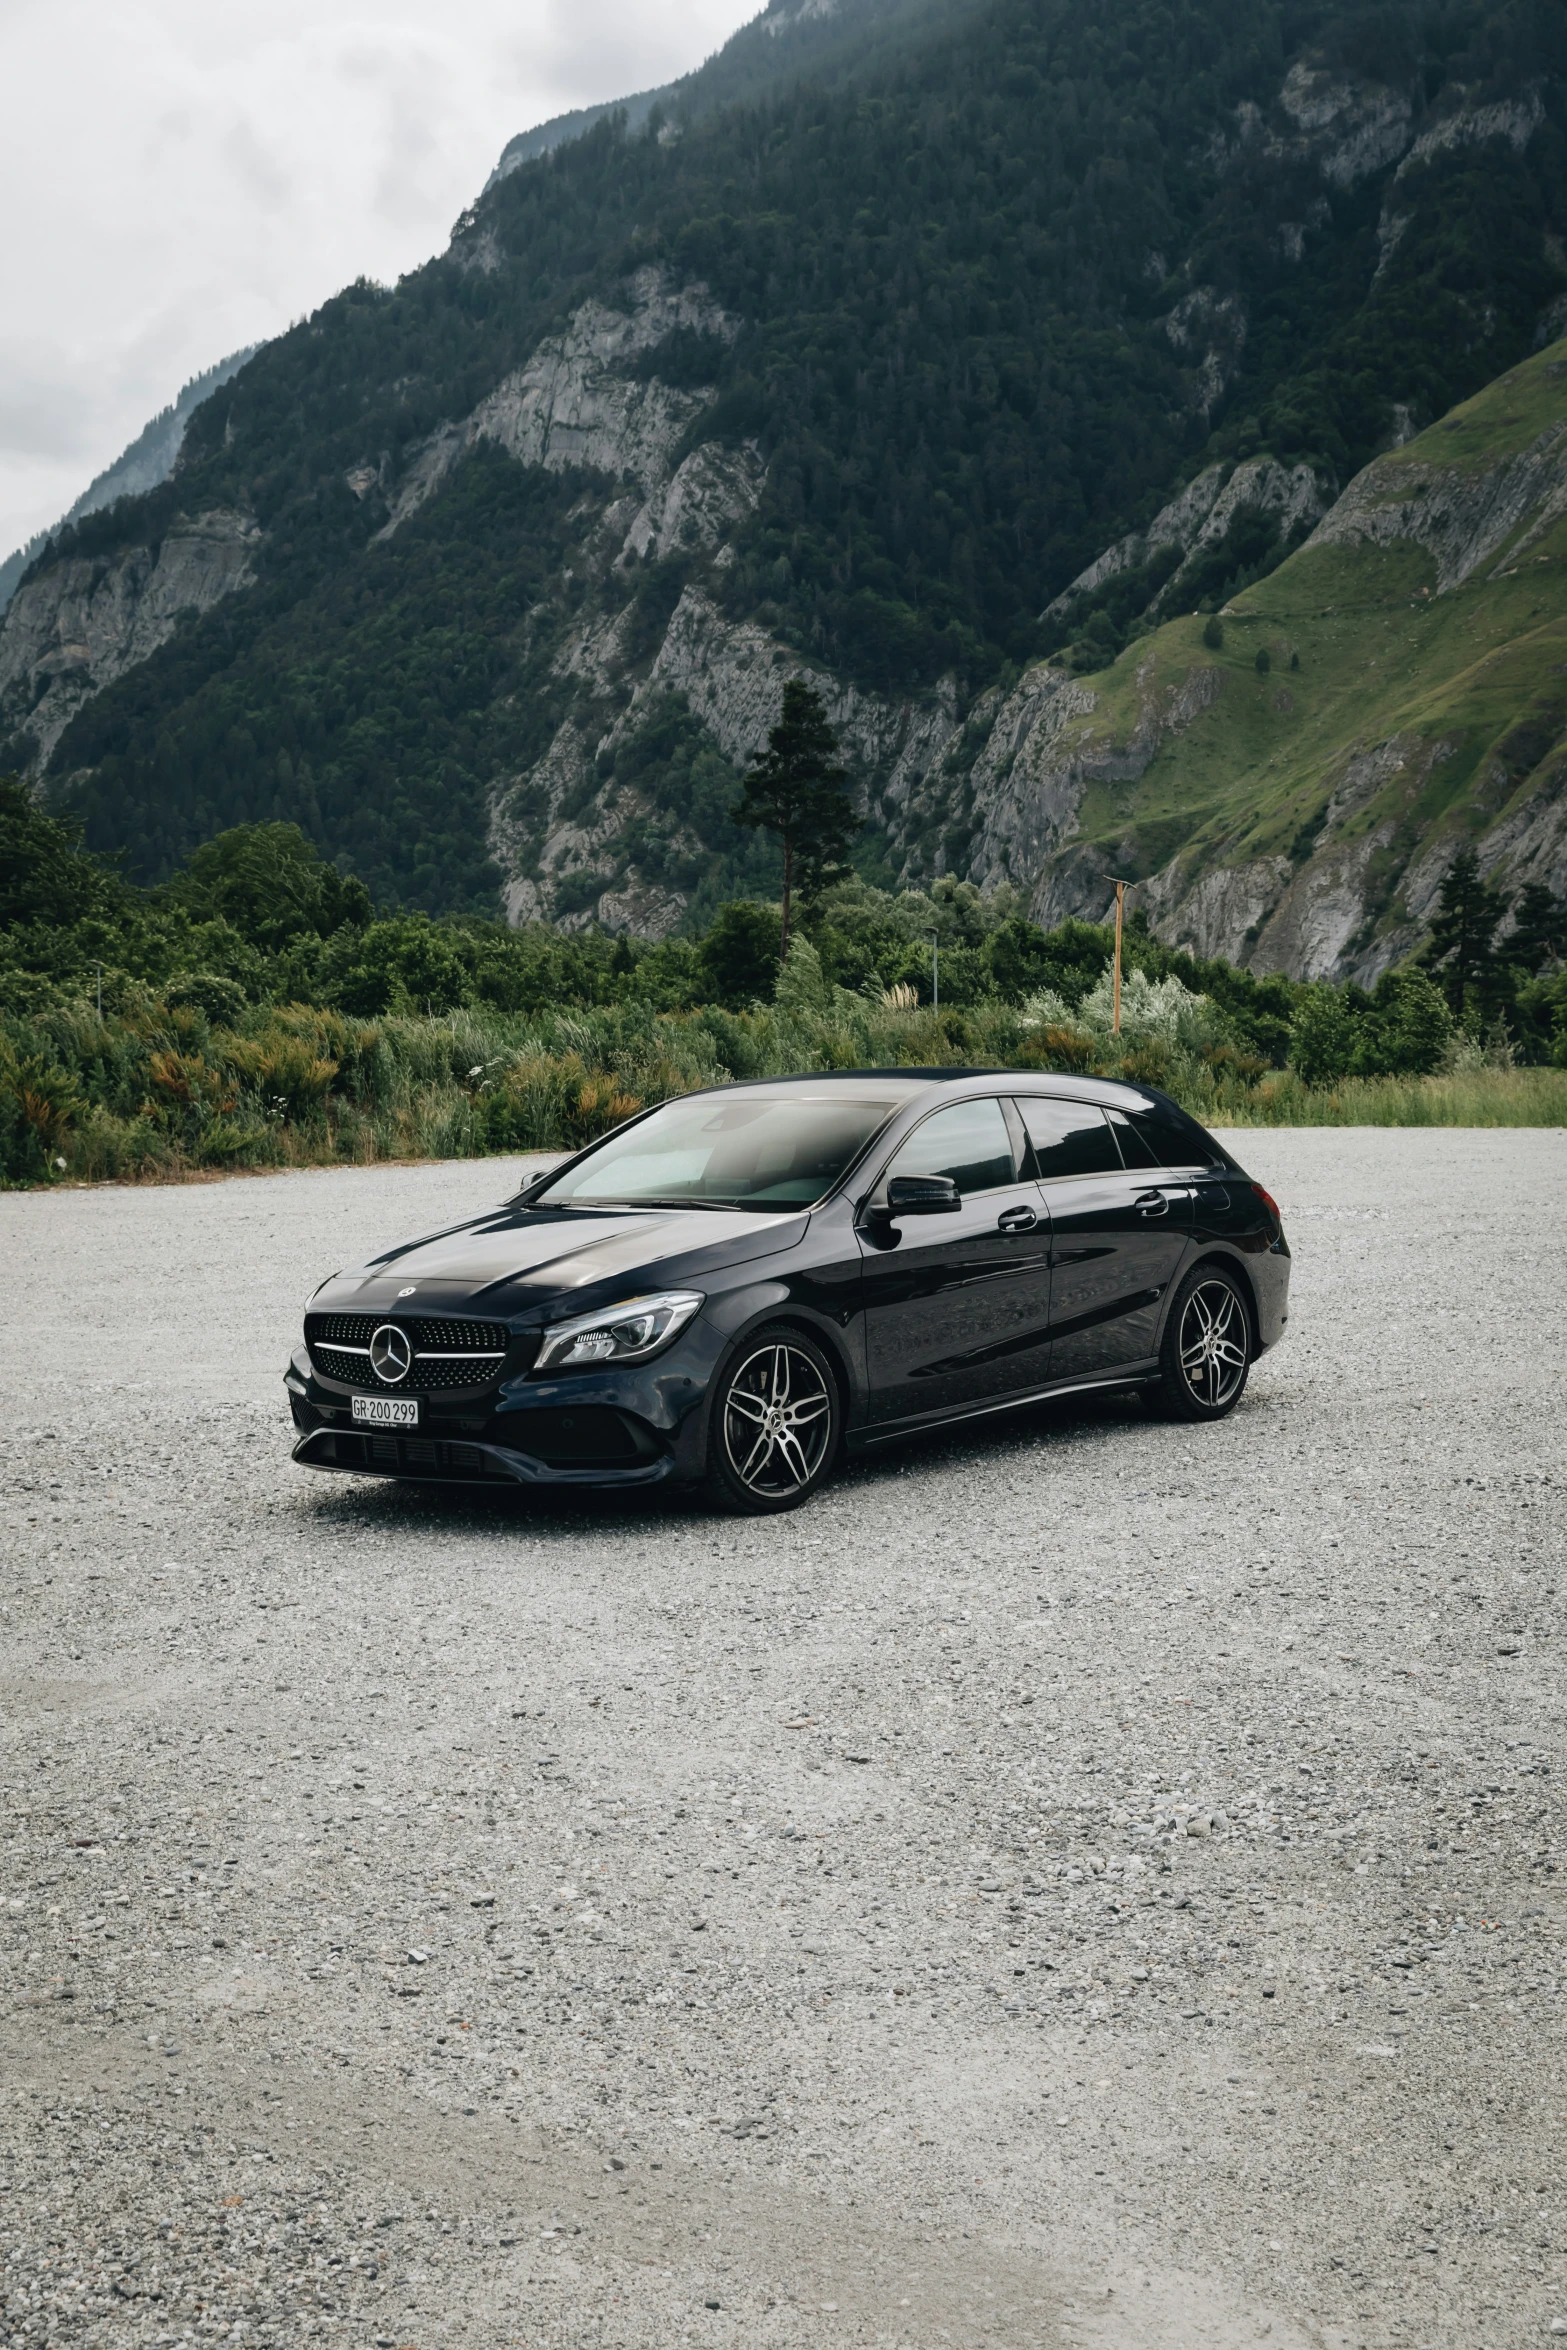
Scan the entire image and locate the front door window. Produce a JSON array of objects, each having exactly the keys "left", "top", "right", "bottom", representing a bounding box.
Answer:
[
  {"left": 879, "top": 1097, "right": 1015, "bottom": 1195},
  {"left": 859, "top": 1098, "right": 1053, "bottom": 1424}
]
